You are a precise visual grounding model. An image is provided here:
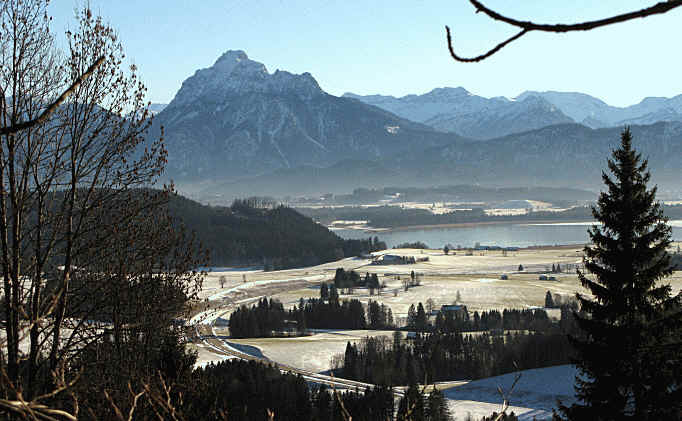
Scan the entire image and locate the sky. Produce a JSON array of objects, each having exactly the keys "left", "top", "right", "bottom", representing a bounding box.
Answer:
[{"left": 49, "top": 1, "right": 682, "bottom": 106}]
